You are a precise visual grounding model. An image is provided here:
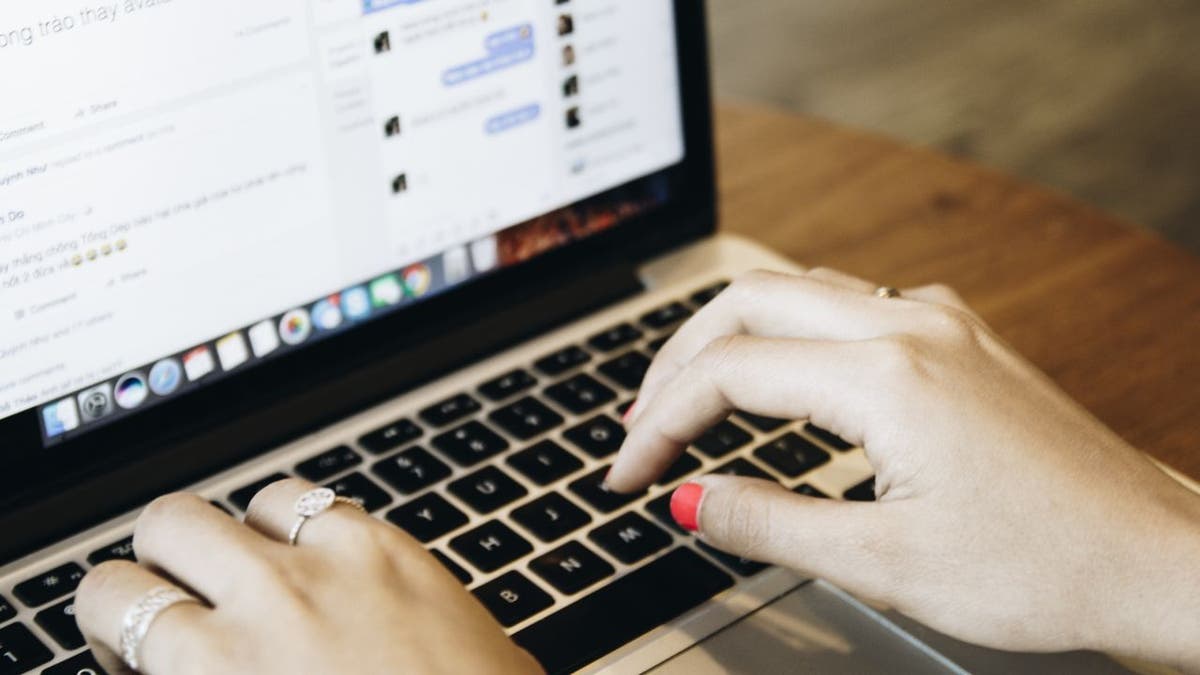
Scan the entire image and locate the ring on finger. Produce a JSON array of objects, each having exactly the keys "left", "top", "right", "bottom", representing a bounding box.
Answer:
[
  {"left": 120, "top": 586, "right": 202, "bottom": 671},
  {"left": 874, "top": 286, "right": 902, "bottom": 299},
  {"left": 288, "top": 487, "right": 365, "bottom": 546}
]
